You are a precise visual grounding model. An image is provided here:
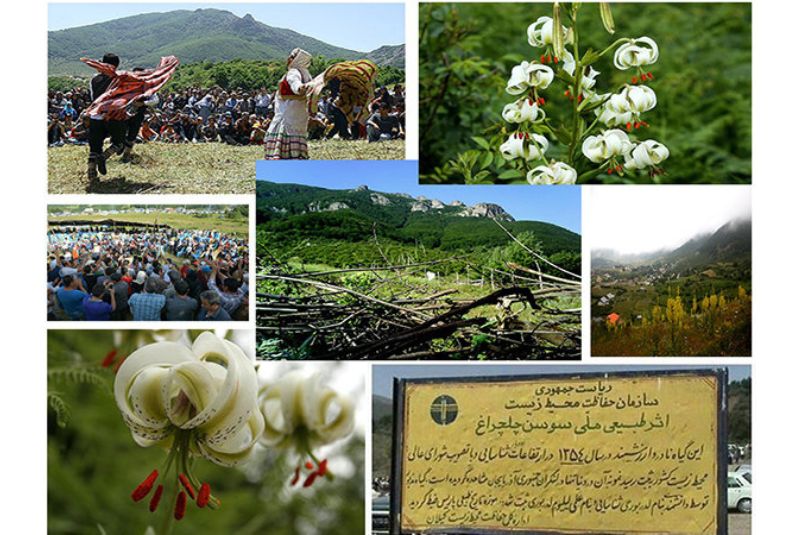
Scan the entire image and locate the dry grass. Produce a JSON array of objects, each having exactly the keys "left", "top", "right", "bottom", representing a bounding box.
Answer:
[
  {"left": 48, "top": 139, "right": 405, "bottom": 195},
  {"left": 48, "top": 211, "right": 249, "bottom": 236}
]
